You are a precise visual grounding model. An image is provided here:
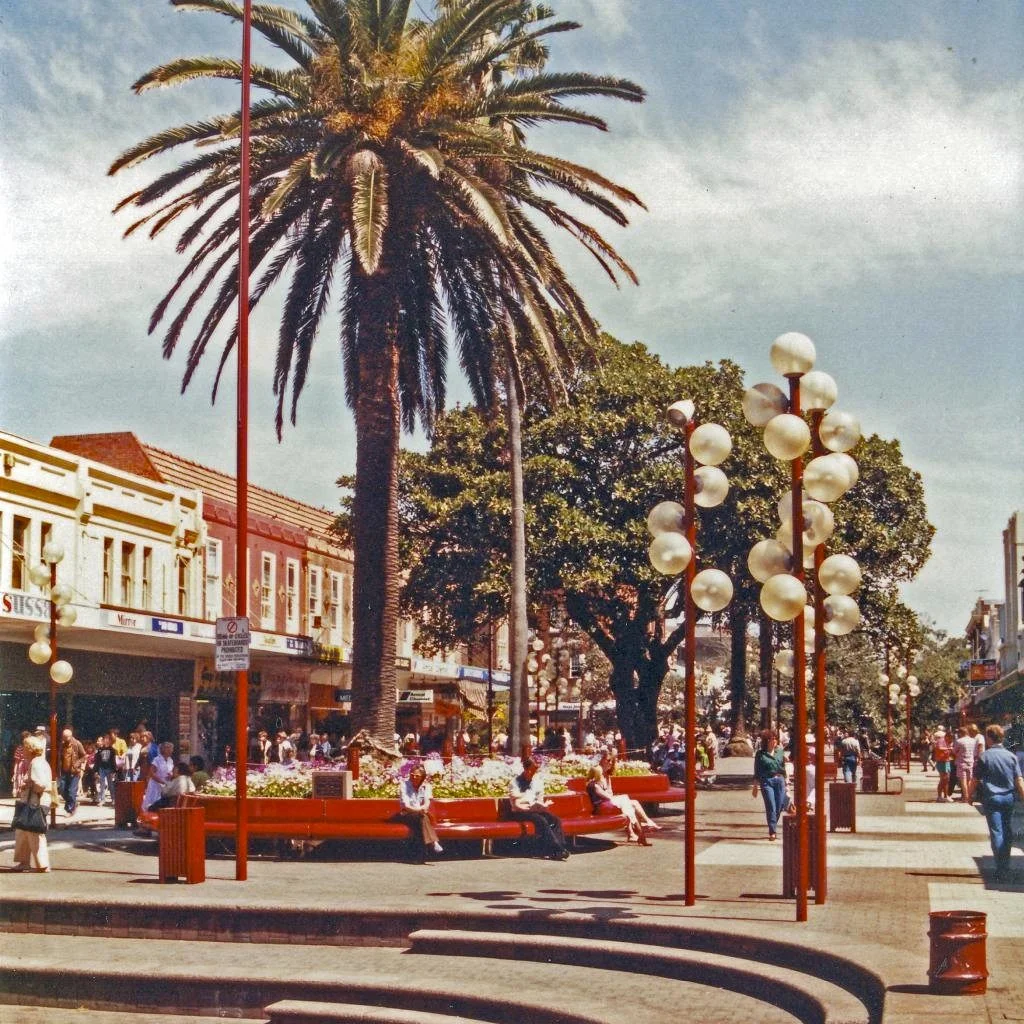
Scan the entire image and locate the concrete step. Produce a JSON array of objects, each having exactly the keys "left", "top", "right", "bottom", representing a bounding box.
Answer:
[
  {"left": 0, "top": 1009, "right": 266, "bottom": 1024},
  {"left": 409, "top": 928, "right": 870, "bottom": 1024},
  {"left": 265, "top": 1001, "right": 488, "bottom": 1024},
  {"left": 0, "top": 932, "right": 801, "bottom": 1024}
]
